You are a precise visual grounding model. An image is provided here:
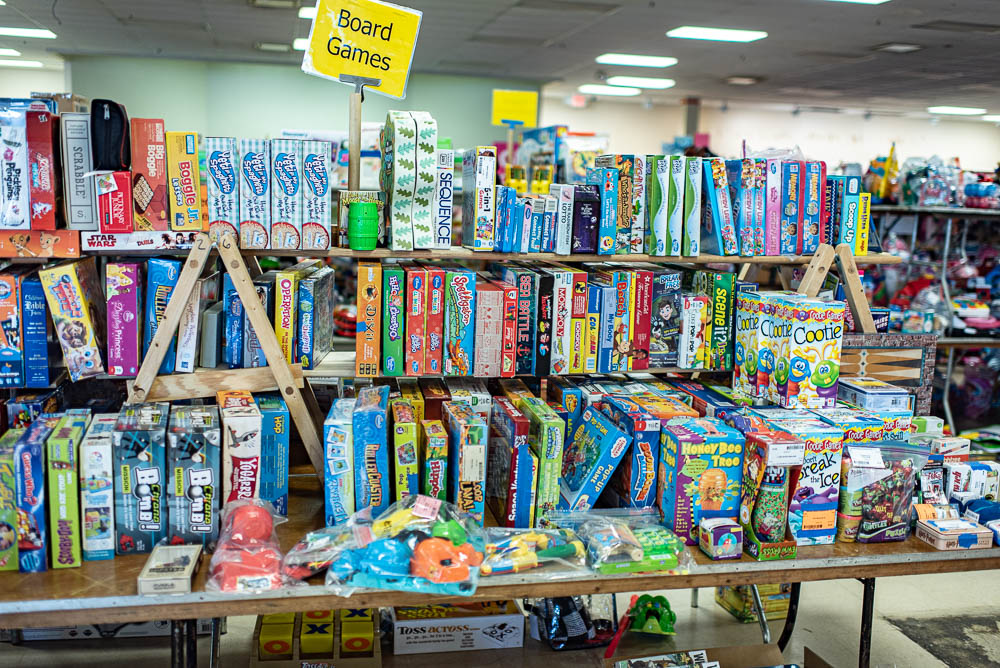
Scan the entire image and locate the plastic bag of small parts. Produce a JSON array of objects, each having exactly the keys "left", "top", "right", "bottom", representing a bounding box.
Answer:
[
  {"left": 841, "top": 443, "right": 930, "bottom": 544},
  {"left": 325, "top": 494, "right": 487, "bottom": 597},
  {"left": 281, "top": 523, "right": 355, "bottom": 581},
  {"left": 539, "top": 508, "right": 692, "bottom": 575},
  {"left": 480, "top": 527, "right": 588, "bottom": 579},
  {"left": 207, "top": 499, "right": 299, "bottom": 593},
  {"left": 525, "top": 594, "right": 618, "bottom": 651}
]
